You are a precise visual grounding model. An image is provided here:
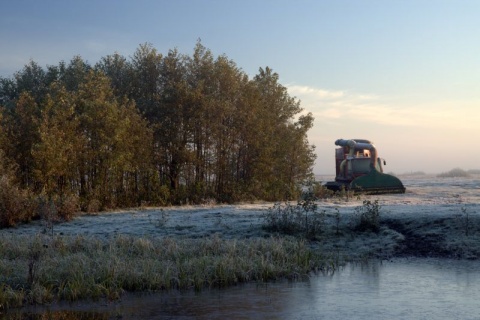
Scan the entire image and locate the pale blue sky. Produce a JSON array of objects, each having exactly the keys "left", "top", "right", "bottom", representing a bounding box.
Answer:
[{"left": 1, "top": 0, "right": 479, "bottom": 174}]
